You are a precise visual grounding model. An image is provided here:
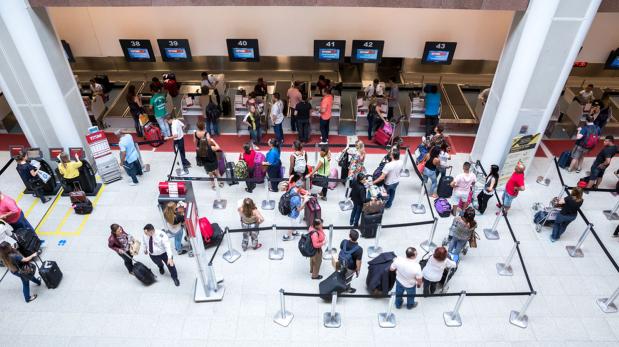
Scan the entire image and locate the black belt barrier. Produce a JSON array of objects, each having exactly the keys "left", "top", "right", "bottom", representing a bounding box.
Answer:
[{"left": 0, "top": 157, "right": 14, "bottom": 177}]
